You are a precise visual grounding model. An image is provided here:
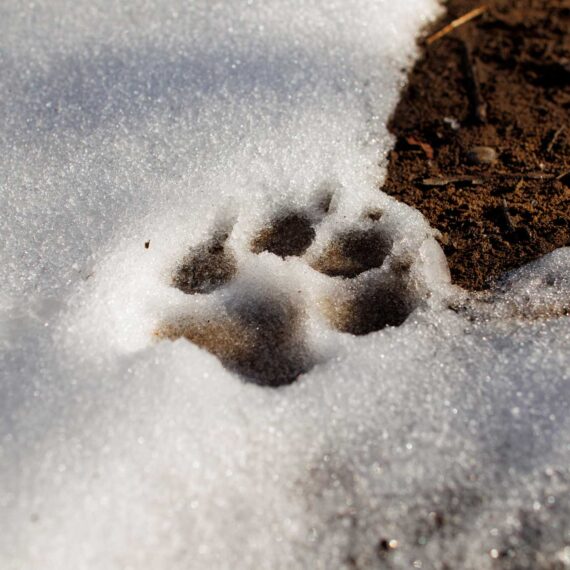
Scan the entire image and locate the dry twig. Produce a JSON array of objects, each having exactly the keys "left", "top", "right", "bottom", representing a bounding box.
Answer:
[
  {"left": 426, "top": 5, "right": 488, "bottom": 45},
  {"left": 546, "top": 126, "right": 565, "bottom": 154},
  {"left": 460, "top": 39, "right": 488, "bottom": 123}
]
